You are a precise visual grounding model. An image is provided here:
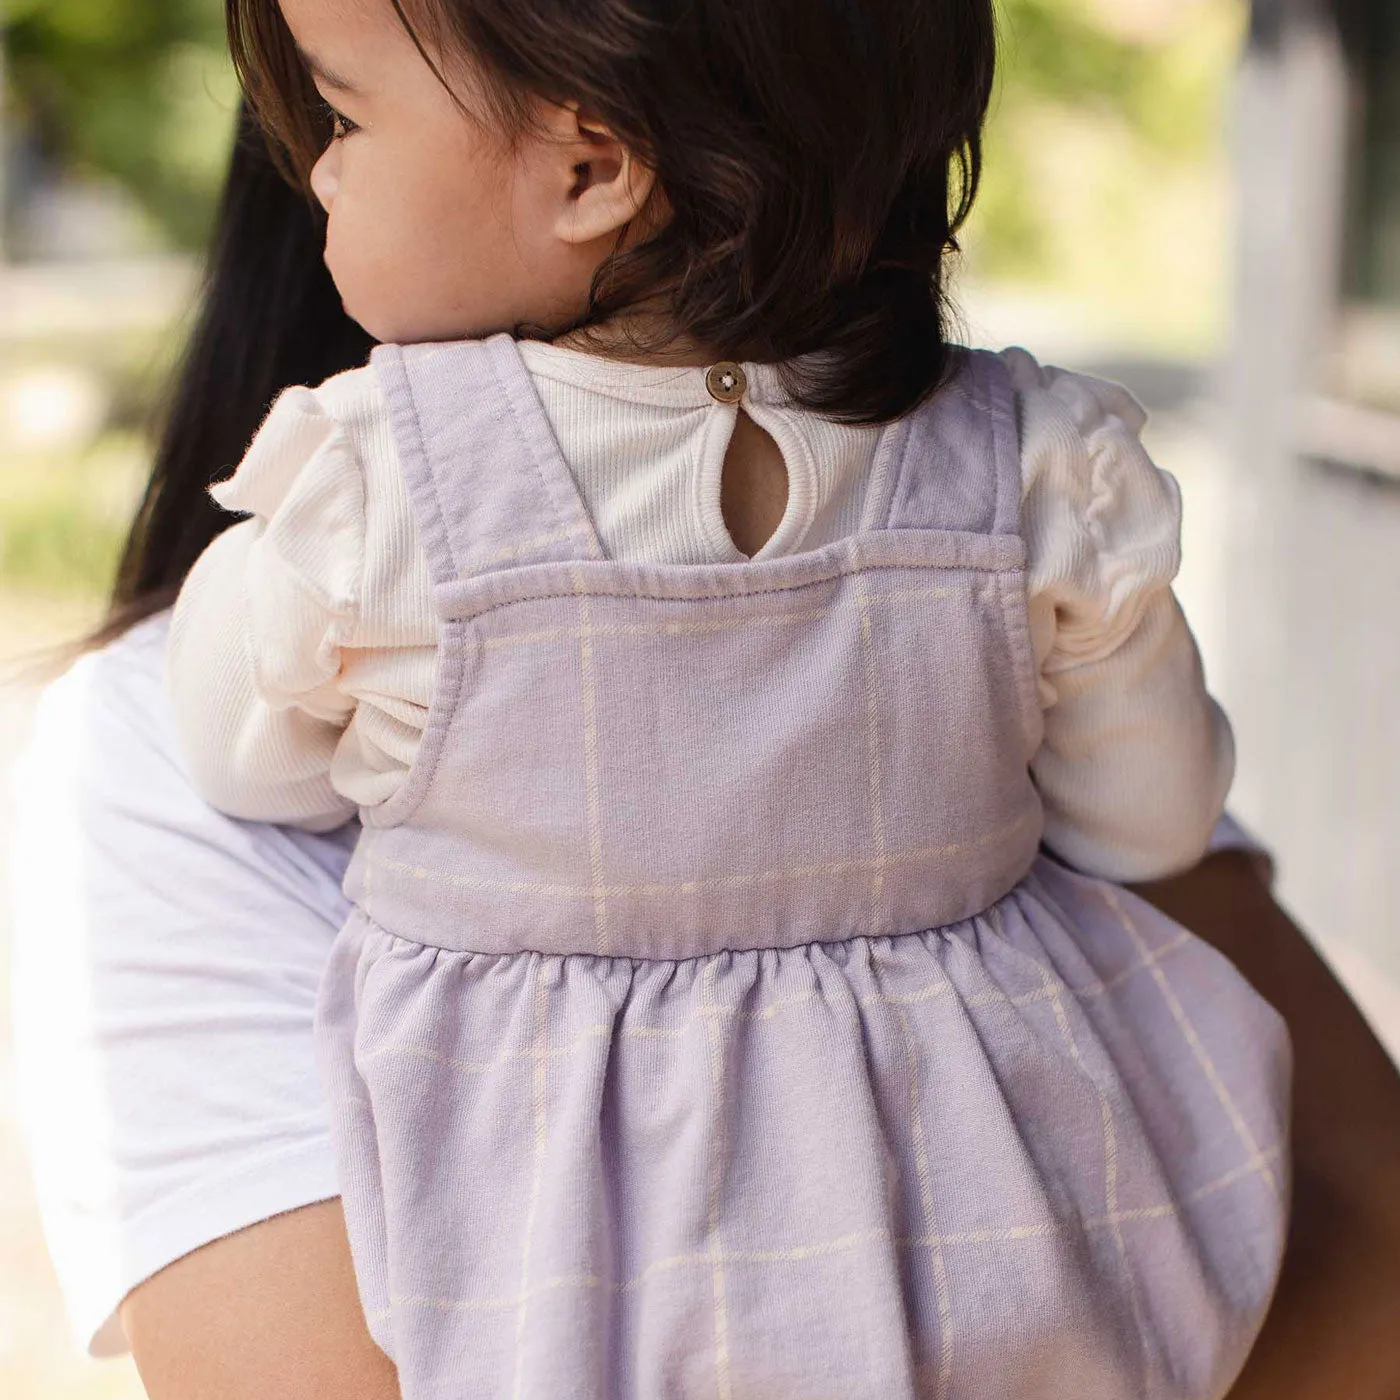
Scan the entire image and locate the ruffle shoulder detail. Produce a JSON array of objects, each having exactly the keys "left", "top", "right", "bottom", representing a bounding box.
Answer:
[
  {"left": 1001, "top": 346, "right": 1183, "bottom": 672},
  {"left": 209, "top": 384, "right": 367, "bottom": 707}
]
